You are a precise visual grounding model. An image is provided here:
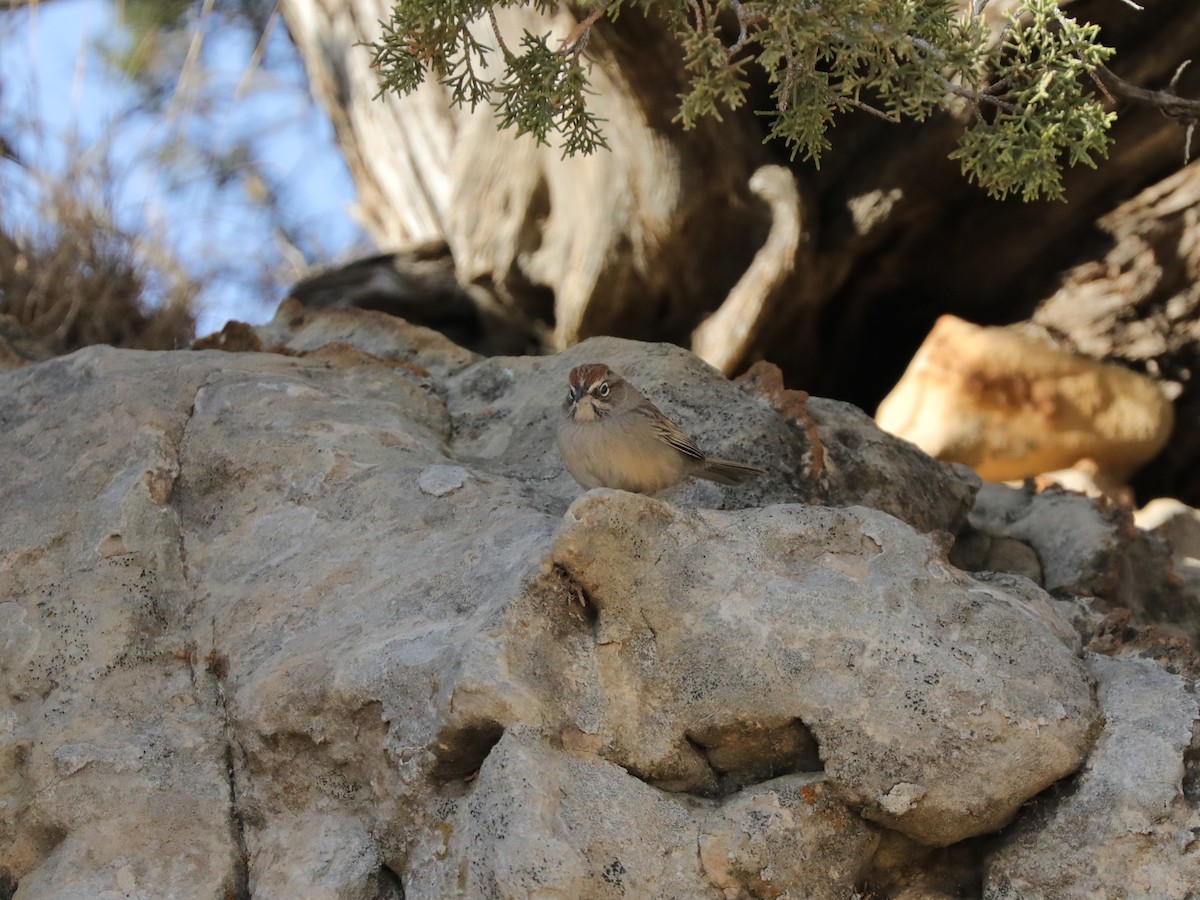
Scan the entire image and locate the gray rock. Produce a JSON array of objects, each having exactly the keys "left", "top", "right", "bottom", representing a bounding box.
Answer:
[
  {"left": 697, "top": 771, "right": 879, "bottom": 898},
  {"left": 967, "top": 483, "right": 1199, "bottom": 644},
  {"left": 0, "top": 324, "right": 1179, "bottom": 897},
  {"left": 442, "top": 336, "right": 979, "bottom": 532},
  {"left": 407, "top": 727, "right": 877, "bottom": 900},
  {"left": 418, "top": 464, "right": 471, "bottom": 497},
  {"left": 806, "top": 396, "right": 981, "bottom": 534},
  {"left": 1137, "top": 498, "right": 1200, "bottom": 610},
  {"left": 984, "top": 654, "right": 1200, "bottom": 899},
  {"left": 409, "top": 727, "right": 715, "bottom": 898},
  {"left": 549, "top": 491, "right": 1095, "bottom": 846},
  {"left": 251, "top": 297, "right": 481, "bottom": 377}
]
